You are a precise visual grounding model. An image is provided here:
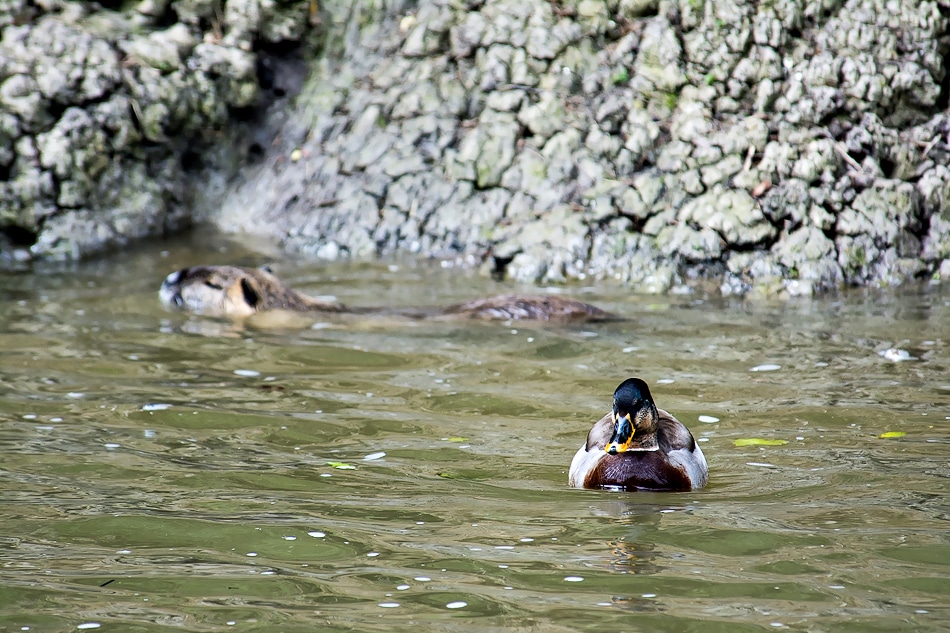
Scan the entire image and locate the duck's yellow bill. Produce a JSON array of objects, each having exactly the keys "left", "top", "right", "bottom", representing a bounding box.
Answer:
[
  {"left": 605, "top": 413, "right": 634, "bottom": 454},
  {"left": 605, "top": 438, "right": 634, "bottom": 454}
]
